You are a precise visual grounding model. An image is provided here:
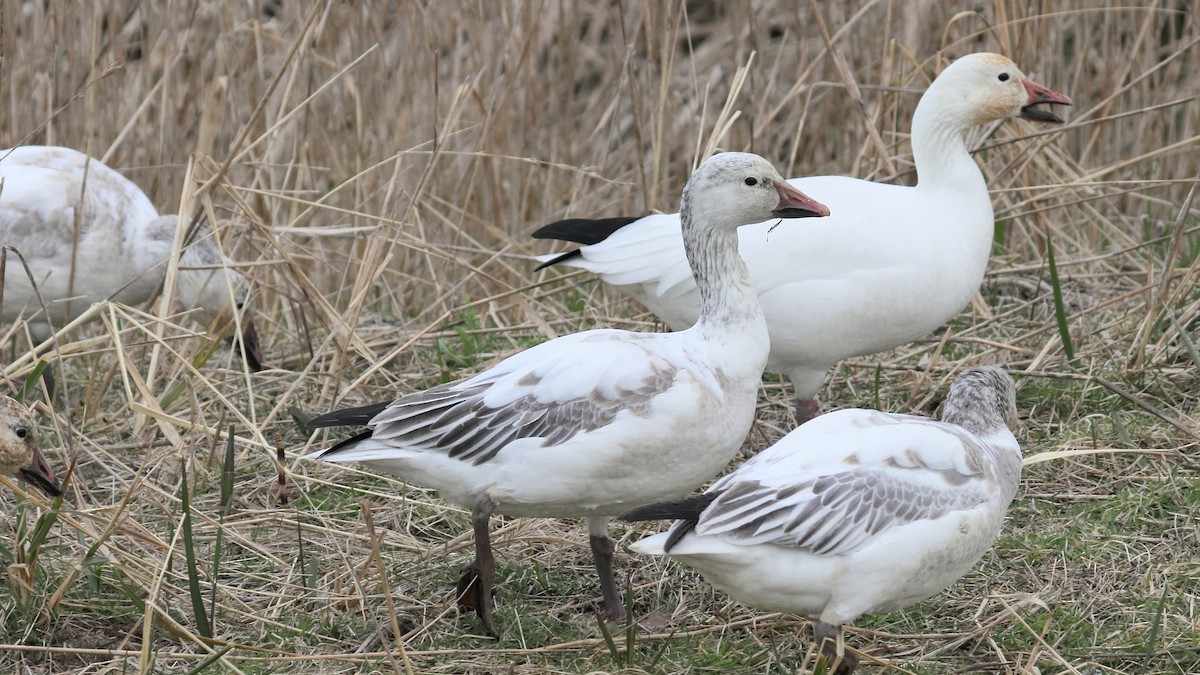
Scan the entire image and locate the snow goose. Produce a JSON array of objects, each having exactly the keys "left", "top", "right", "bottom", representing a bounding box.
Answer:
[
  {"left": 305, "top": 152, "right": 831, "bottom": 635},
  {"left": 0, "top": 396, "right": 61, "bottom": 498},
  {"left": 622, "top": 367, "right": 1020, "bottom": 673},
  {"left": 0, "top": 146, "right": 262, "bottom": 371},
  {"left": 534, "top": 53, "right": 1069, "bottom": 421}
]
